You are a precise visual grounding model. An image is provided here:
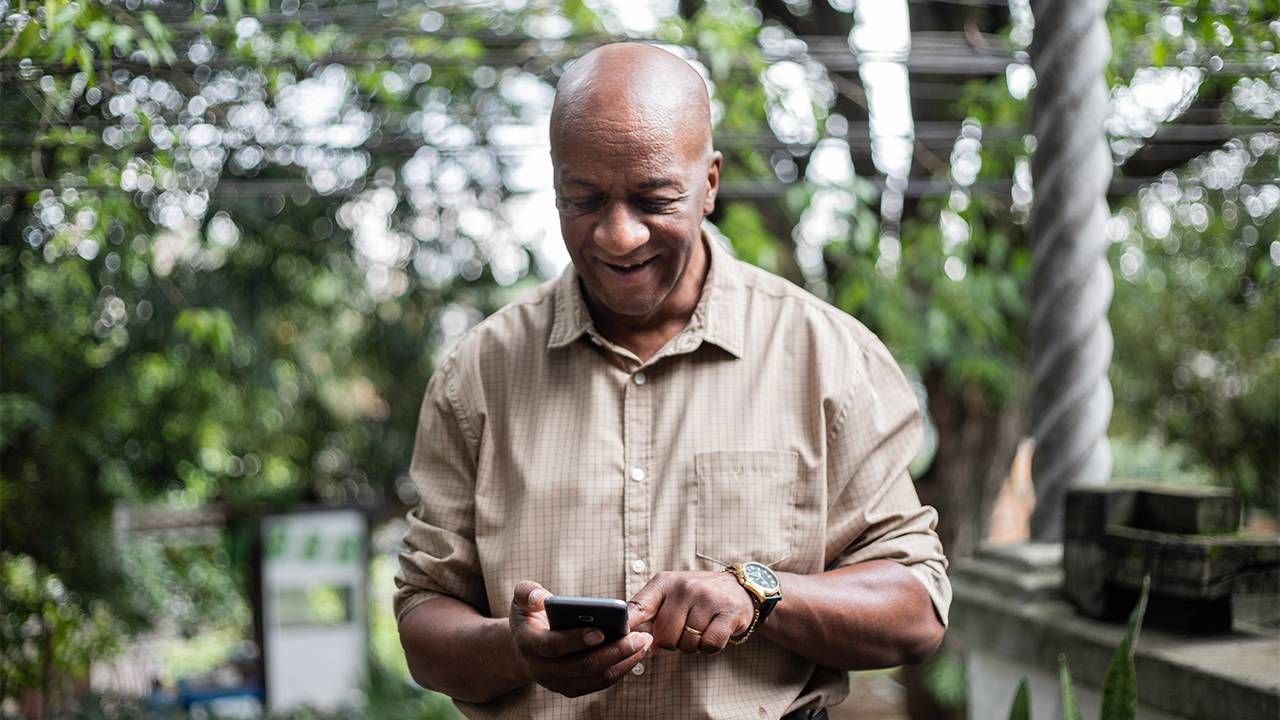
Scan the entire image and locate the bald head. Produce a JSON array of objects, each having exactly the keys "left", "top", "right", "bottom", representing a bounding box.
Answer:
[{"left": 550, "top": 43, "right": 713, "bottom": 160}]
